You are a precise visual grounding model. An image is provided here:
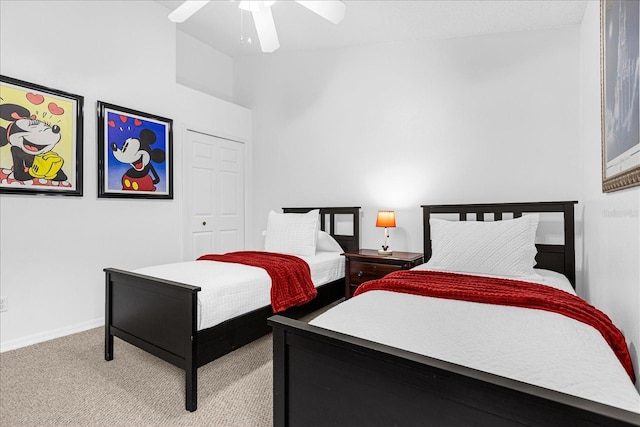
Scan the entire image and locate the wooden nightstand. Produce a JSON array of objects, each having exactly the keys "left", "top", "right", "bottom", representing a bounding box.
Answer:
[{"left": 344, "top": 249, "right": 424, "bottom": 298}]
